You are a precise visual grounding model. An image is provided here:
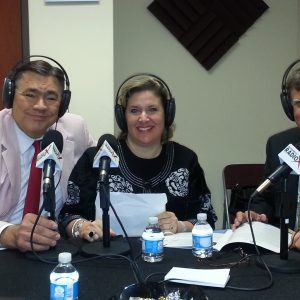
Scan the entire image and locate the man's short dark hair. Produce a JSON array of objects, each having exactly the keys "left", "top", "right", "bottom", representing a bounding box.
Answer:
[{"left": 12, "top": 60, "right": 65, "bottom": 91}]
